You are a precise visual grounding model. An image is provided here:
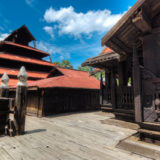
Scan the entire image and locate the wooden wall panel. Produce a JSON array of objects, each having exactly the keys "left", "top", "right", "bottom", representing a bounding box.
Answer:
[{"left": 43, "top": 88, "right": 100, "bottom": 116}]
